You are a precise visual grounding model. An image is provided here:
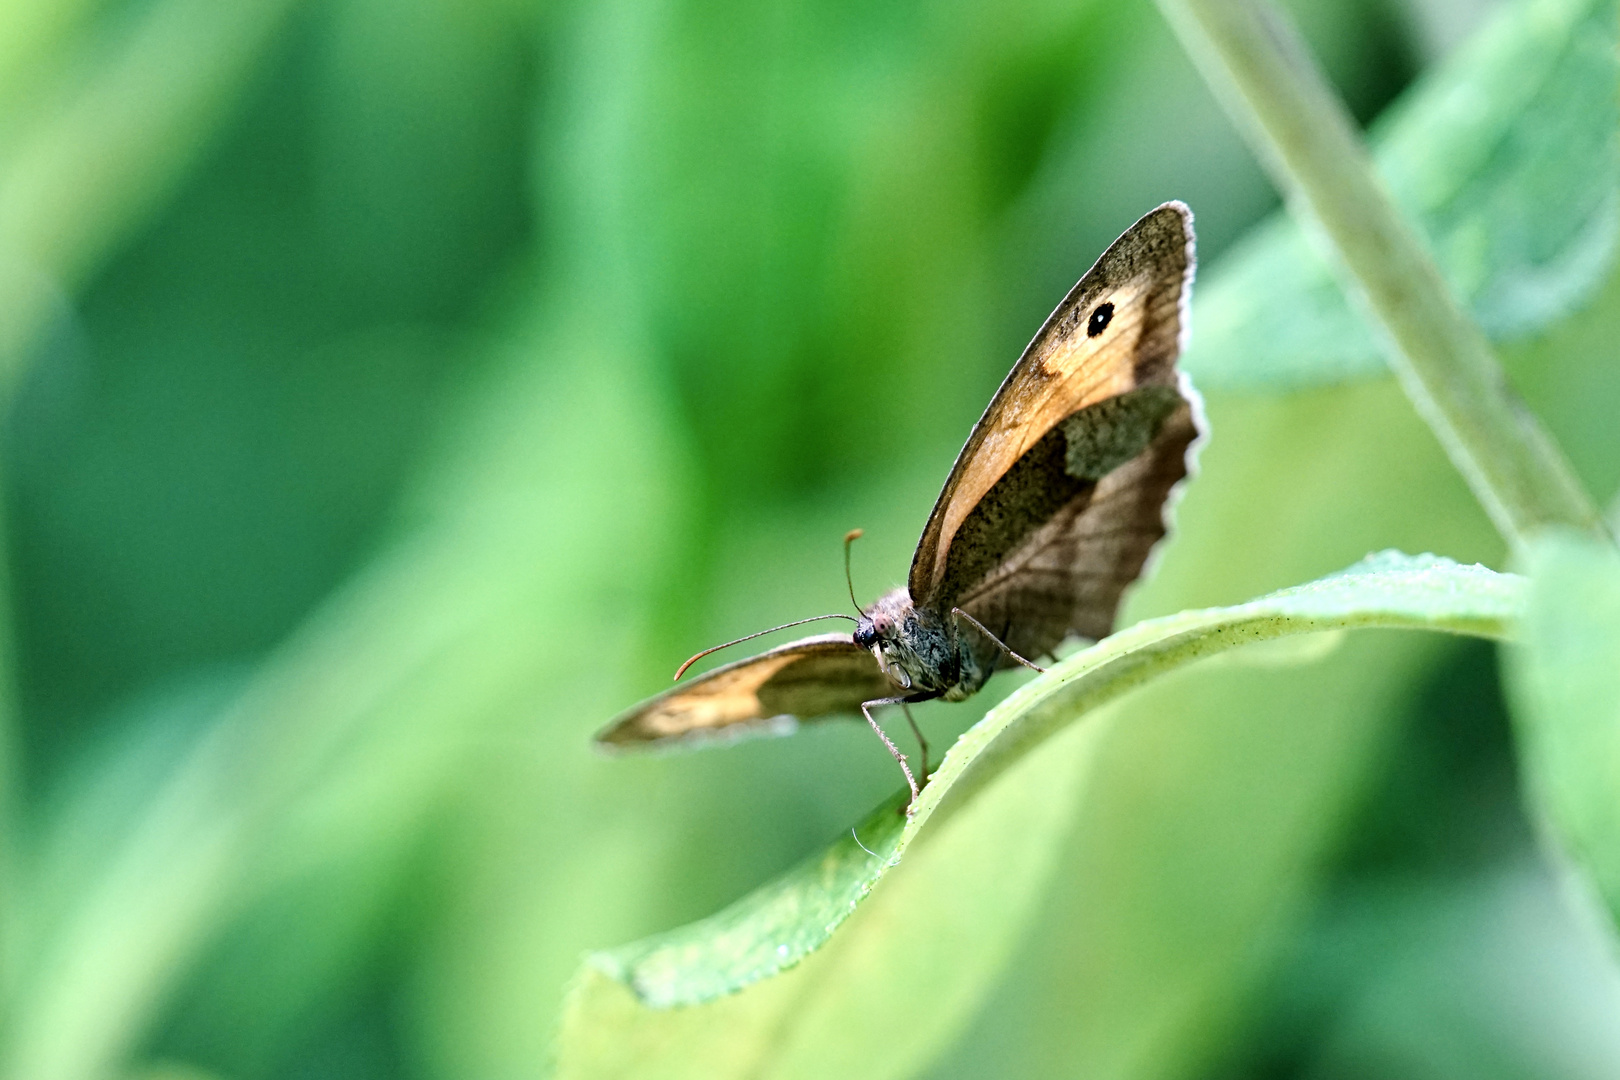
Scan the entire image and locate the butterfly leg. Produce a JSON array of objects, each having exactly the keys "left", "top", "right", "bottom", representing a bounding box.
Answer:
[
  {"left": 952, "top": 608, "right": 1046, "bottom": 673},
  {"left": 861, "top": 696, "right": 920, "bottom": 808},
  {"left": 900, "top": 701, "right": 929, "bottom": 782}
]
